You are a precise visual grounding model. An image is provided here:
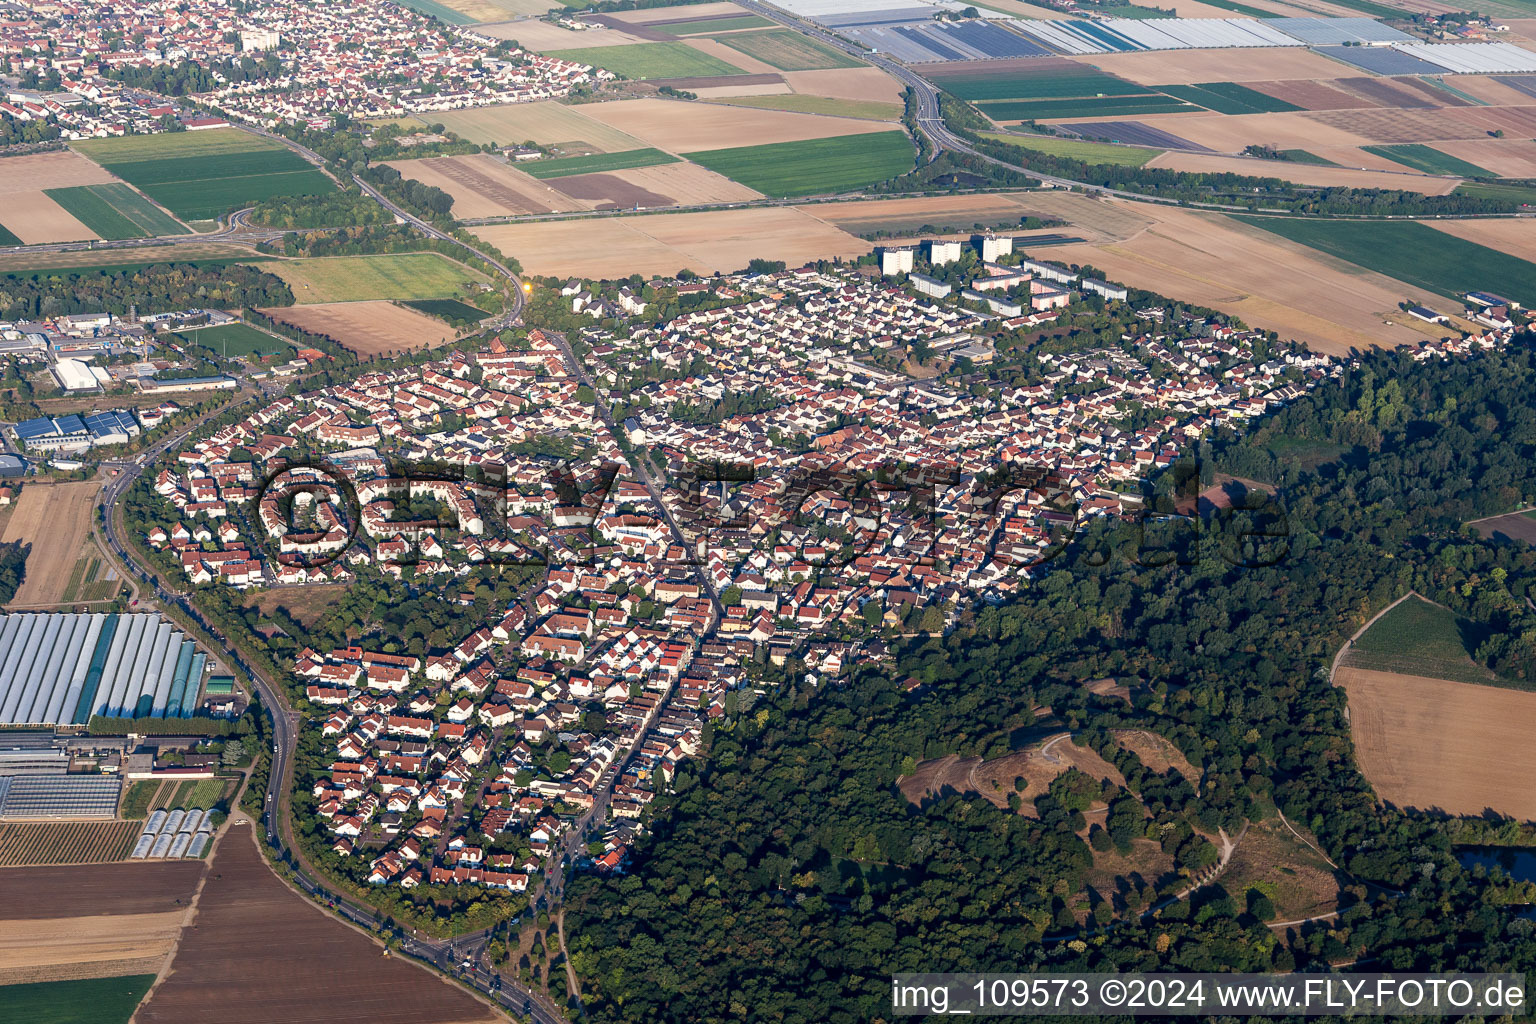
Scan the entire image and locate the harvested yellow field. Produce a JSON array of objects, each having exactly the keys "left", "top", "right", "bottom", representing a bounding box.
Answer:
[
  {"left": 386, "top": 154, "right": 589, "bottom": 217},
  {"left": 1448, "top": 75, "right": 1536, "bottom": 105},
  {"left": 1048, "top": 204, "right": 1440, "bottom": 355},
  {"left": 438, "top": 0, "right": 553, "bottom": 17},
  {"left": 0, "top": 244, "right": 248, "bottom": 274},
  {"left": 475, "top": 206, "right": 868, "bottom": 277},
  {"left": 693, "top": 82, "right": 791, "bottom": 97},
  {"left": 1428, "top": 218, "right": 1536, "bottom": 263},
  {"left": 259, "top": 301, "right": 456, "bottom": 357},
  {"left": 0, "top": 150, "right": 117, "bottom": 195},
  {"left": 782, "top": 67, "right": 905, "bottom": 103},
  {"left": 681, "top": 36, "right": 777, "bottom": 74},
  {"left": 1077, "top": 46, "right": 1359, "bottom": 85},
  {"left": 0, "top": 911, "right": 187, "bottom": 972},
  {"left": 1145, "top": 151, "right": 1460, "bottom": 194},
  {"left": 1340, "top": 666, "right": 1536, "bottom": 821},
  {"left": 3, "top": 481, "right": 102, "bottom": 608},
  {"left": 1429, "top": 138, "right": 1536, "bottom": 179},
  {"left": 575, "top": 96, "right": 893, "bottom": 151},
  {"left": 603, "top": 161, "right": 763, "bottom": 203},
  {"left": 418, "top": 100, "right": 646, "bottom": 153},
  {"left": 0, "top": 191, "right": 99, "bottom": 244},
  {"left": 479, "top": 20, "right": 651, "bottom": 48},
  {"left": 1119, "top": 111, "right": 1376, "bottom": 152},
  {"left": 608, "top": 1, "right": 748, "bottom": 22}
]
